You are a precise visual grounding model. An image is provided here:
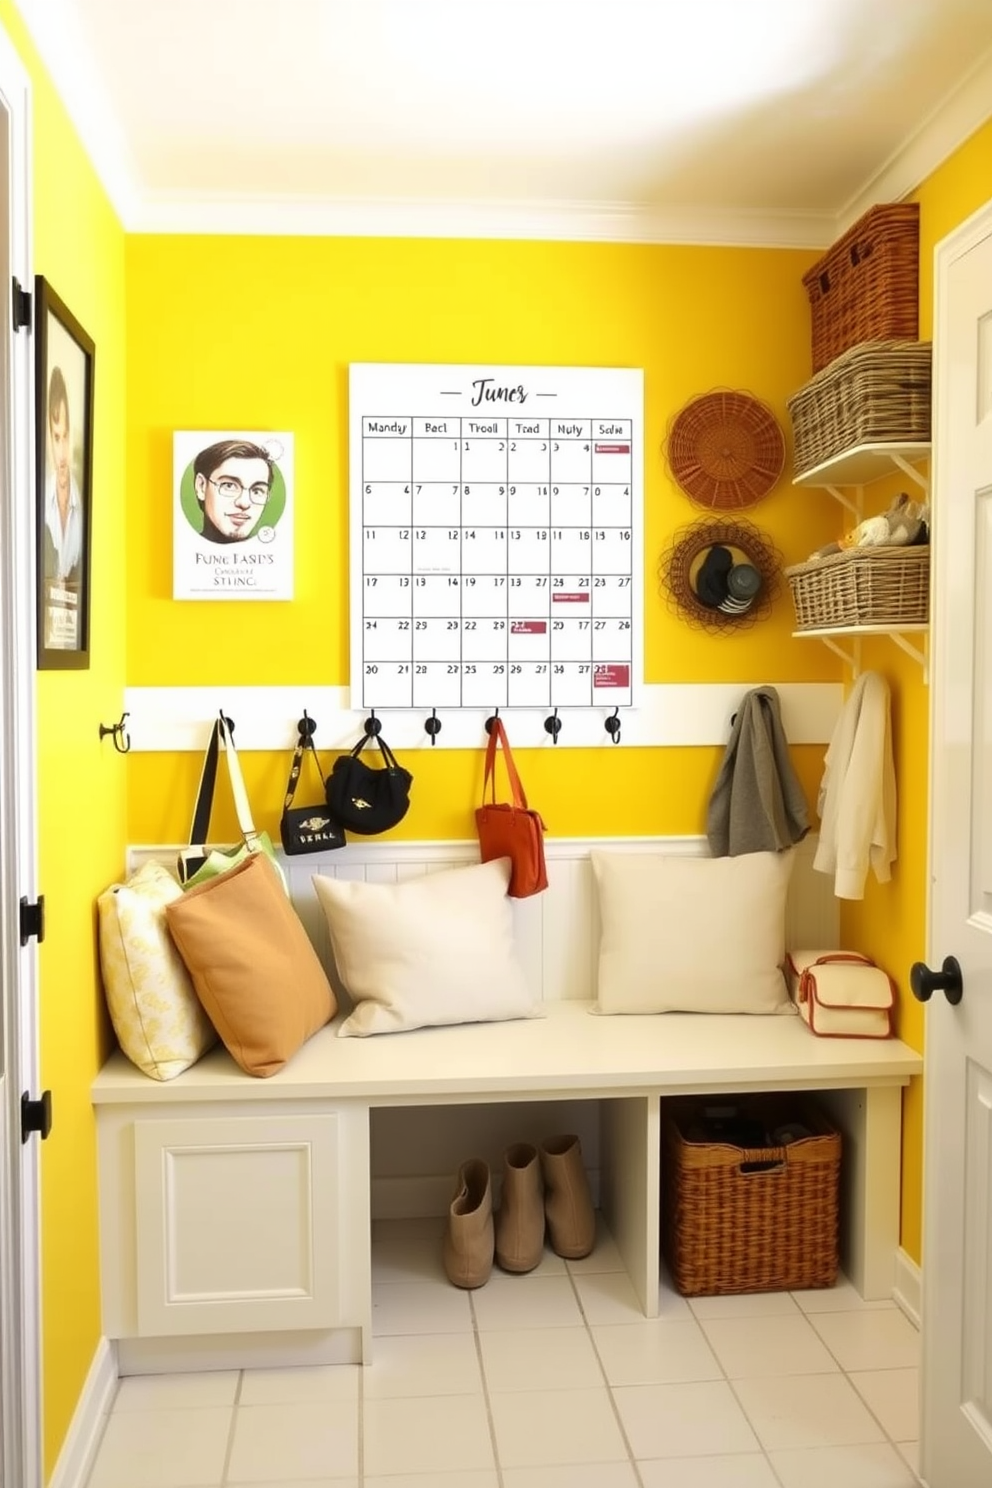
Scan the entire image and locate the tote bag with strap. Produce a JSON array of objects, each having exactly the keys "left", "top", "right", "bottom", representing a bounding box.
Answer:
[
  {"left": 475, "top": 718, "right": 548, "bottom": 899},
  {"left": 178, "top": 713, "right": 286, "bottom": 891},
  {"left": 281, "top": 730, "right": 346, "bottom": 855}
]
